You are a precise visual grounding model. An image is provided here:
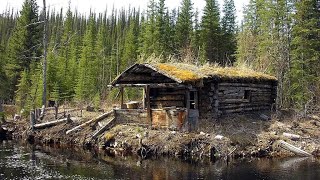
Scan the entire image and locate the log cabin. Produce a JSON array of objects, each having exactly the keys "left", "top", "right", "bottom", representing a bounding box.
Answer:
[{"left": 110, "top": 63, "right": 277, "bottom": 131}]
